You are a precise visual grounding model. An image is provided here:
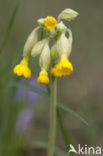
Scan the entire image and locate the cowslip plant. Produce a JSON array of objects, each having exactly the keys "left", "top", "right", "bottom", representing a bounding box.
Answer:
[{"left": 13, "top": 8, "right": 78, "bottom": 156}]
